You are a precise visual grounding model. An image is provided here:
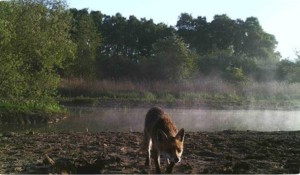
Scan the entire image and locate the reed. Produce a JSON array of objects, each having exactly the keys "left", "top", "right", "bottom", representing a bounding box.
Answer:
[
  {"left": 59, "top": 78, "right": 237, "bottom": 95},
  {"left": 58, "top": 78, "right": 300, "bottom": 109}
]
